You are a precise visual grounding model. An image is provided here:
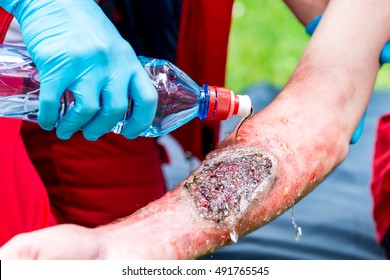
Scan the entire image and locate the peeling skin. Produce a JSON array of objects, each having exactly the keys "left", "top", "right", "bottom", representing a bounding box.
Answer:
[{"left": 184, "top": 147, "right": 277, "bottom": 227}]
